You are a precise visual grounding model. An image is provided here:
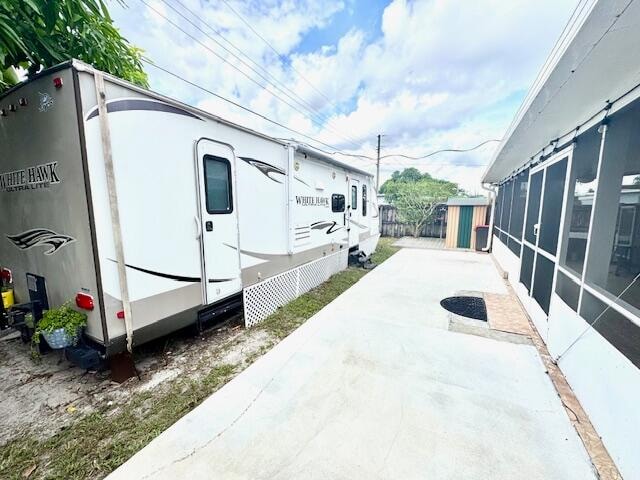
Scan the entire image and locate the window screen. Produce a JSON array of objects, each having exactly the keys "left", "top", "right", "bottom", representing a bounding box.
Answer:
[
  {"left": 494, "top": 185, "right": 503, "bottom": 231},
  {"left": 538, "top": 158, "right": 567, "bottom": 256},
  {"left": 332, "top": 194, "right": 345, "bottom": 212},
  {"left": 560, "top": 126, "right": 601, "bottom": 276},
  {"left": 507, "top": 237, "right": 521, "bottom": 257},
  {"left": 586, "top": 99, "right": 640, "bottom": 312},
  {"left": 502, "top": 179, "right": 514, "bottom": 233},
  {"left": 555, "top": 270, "right": 580, "bottom": 311},
  {"left": 351, "top": 185, "right": 357, "bottom": 210},
  {"left": 362, "top": 185, "right": 367, "bottom": 216},
  {"left": 525, "top": 172, "right": 543, "bottom": 244},
  {"left": 532, "top": 253, "right": 554, "bottom": 314},
  {"left": 509, "top": 170, "right": 528, "bottom": 240},
  {"left": 580, "top": 290, "right": 640, "bottom": 368},
  {"left": 204, "top": 155, "right": 232, "bottom": 214},
  {"left": 520, "top": 245, "right": 535, "bottom": 291}
]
